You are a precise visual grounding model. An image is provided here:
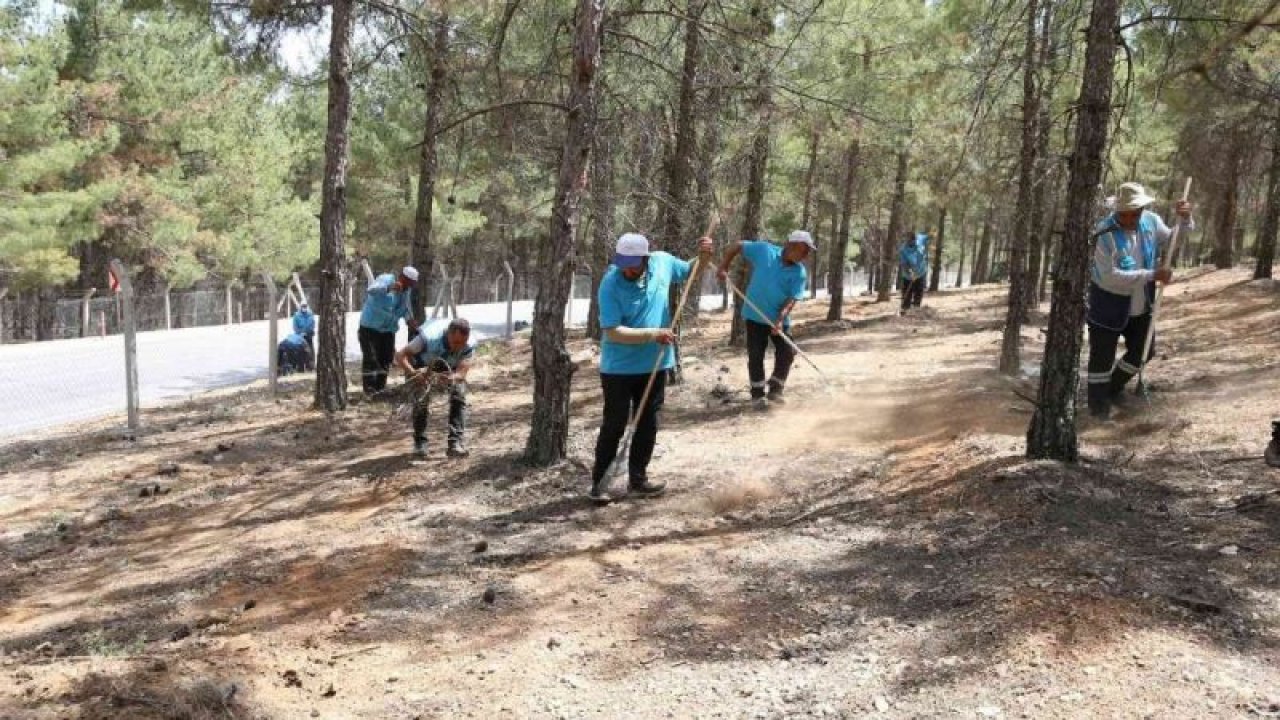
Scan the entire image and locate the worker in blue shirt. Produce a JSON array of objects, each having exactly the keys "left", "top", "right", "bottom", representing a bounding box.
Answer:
[
  {"left": 590, "top": 232, "right": 714, "bottom": 504},
  {"left": 1086, "top": 182, "right": 1193, "bottom": 419},
  {"left": 277, "top": 332, "right": 314, "bottom": 376},
  {"left": 358, "top": 266, "right": 419, "bottom": 395},
  {"left": 717, "top": 230, "right": 813, "bottom": 409},
  {"left": 898, "top": 232, "right": 930, "bottom": 314},
  {"left": 292, "top": 302, "right": 315, "bottom": 348},
  {"left": 394, "top": 318, "right": 475, "bottom": 459}
]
